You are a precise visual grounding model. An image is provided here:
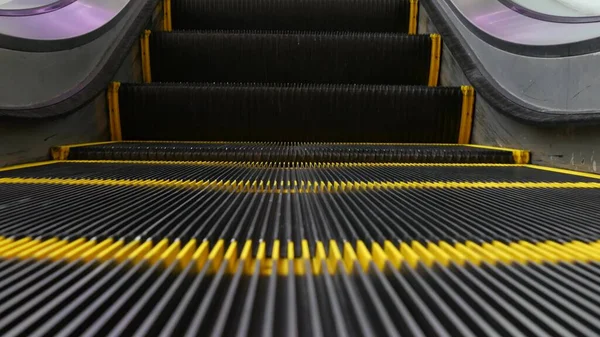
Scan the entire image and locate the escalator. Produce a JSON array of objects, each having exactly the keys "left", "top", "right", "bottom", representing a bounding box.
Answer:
[{"left": 1, "top": 0, "right": 600, "bottom": 336}]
